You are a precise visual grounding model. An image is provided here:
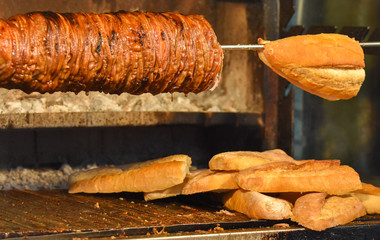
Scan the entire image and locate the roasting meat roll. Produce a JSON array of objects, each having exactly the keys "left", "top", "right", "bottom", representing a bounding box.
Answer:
[{"left": 0, "top": 11, "right": 223, "bottom": 94}]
